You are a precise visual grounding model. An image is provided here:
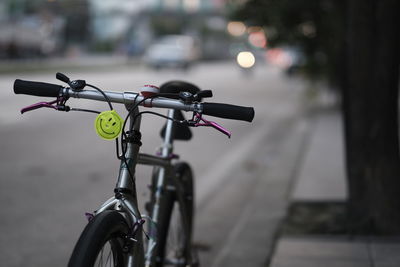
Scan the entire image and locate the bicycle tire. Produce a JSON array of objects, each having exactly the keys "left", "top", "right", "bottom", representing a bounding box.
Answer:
[
  {"left": 150, "top": 162, "right": 197, "bottom": 267},
  {"left": 68, "top": 210, "right": 129, "bottom": 267}
]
